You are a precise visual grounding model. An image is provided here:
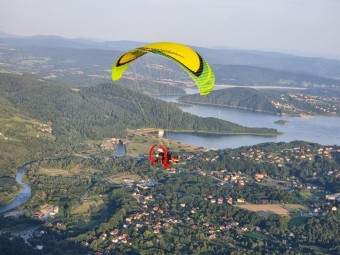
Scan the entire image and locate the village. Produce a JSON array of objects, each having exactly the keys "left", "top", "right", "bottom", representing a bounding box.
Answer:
[
  {"left": 271, "top": 93, "right": 339, "bottom": 116},
  {"left": 2, "top": 133, "right": 338, "bottom": 255},
  {"left": 73, "top": 143, "right": 338, "bottom": 254},
  {"left": 81, "top": 186, "right": 263, "bottom": 250}
]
